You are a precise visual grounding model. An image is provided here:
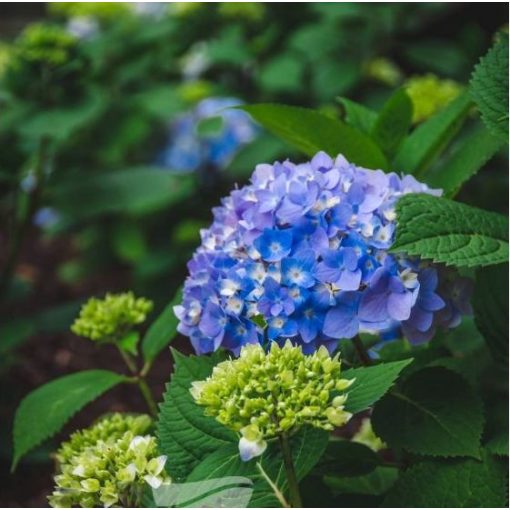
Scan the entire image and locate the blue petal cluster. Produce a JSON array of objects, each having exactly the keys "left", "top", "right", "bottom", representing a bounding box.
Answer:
[
  {"left": 158, "top": 97, "right": 258, "bottom": 172},
  {"left": 175, "top": 152, "right": 472, "bottom": 355}
]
